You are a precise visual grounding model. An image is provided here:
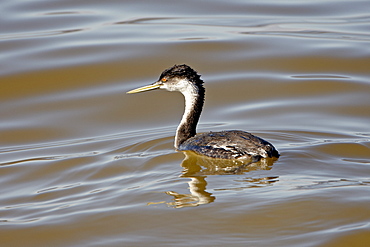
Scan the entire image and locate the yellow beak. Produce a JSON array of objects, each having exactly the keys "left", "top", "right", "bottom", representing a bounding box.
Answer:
[{"left": 126, "top": 83, "right": 161, "bottom": 94}]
